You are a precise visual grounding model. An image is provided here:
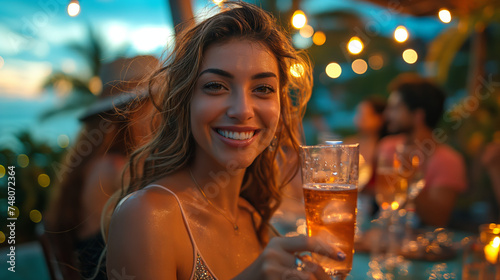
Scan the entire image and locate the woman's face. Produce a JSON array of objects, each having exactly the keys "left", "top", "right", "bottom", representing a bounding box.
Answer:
[
  {"left": 354, "top": 101, "right": 383, "bottom": 134},
  {"left": 190, "top": 39, "right": 281, "bottom": 170}
]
